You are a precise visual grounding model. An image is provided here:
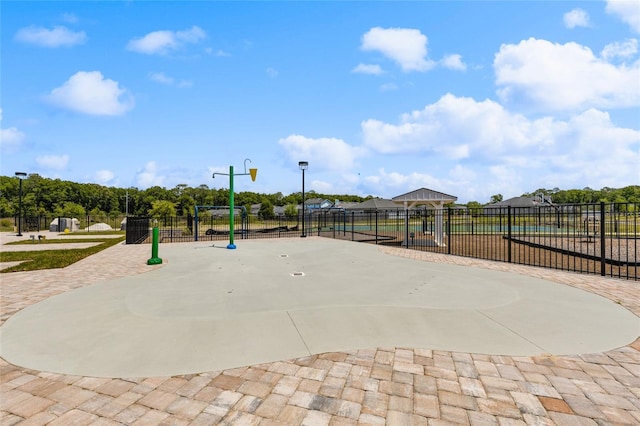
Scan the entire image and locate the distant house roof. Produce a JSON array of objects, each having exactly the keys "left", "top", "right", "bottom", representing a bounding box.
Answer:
[
  {"left": 347, "top": 198, "right": 401, "bottom": 210},
  {"left": 305, "top": 197, "right": 328, "bottom": 204},
  {"left": 392, "top": 188, "right": 457, "bottom": 206},
  {"left": 334, "top": 201, "right": 360, "bottom": 210},
  {"left": 304, "top": 198, "right": 333, "bottom": 209},
  {"left": 486, "top": 196, "right": 542, "bottom": 208}
]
